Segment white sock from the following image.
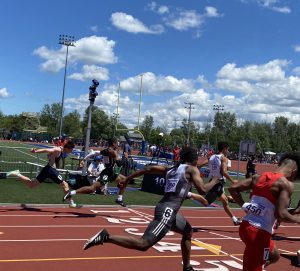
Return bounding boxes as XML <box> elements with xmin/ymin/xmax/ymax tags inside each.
<box><xmin>70</xmin><ymin>190</ymin><xmax>76</xmax><ymax>196</ymax></box>
<box><xmin>69</xmin><ymin>199</ymin><xmax>75</xmax><ymax>205</ymax></box>
<box><xmin>117</xmin><ymin>195</ymin><xmax>123</xmax><ymax>201</ymax></box>
<box><xmin>232</xmin><ymin>216</ymin><xmax>238</xmax><ymax>222</ymax></box>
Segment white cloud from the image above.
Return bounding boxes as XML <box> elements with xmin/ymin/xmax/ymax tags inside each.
<box><xmin>165</xmin><ymin>10</ymin><xmax>203</xmax><ymax>31</ymax></box>
<box><xmin>241</xmin><ymin>0</ymin><xmax>291</xmax><ymax>13</ymax></box>
<box><xmin>205</xmin><ymin>6</ymin><xmax>222</xmax><ymax>17</ymax></box>
<box><xmin>158</xmin><ymin>6</ymin><xmax>169</xmax><ymax>14</ymax></box>
<box><xmin>64</xmin><ymin>60</ymin><xmax>300</xmax><ymax>130</ymax></box>
<box><xmin>90</xmin><ymin>25</ymin><xmax>98</xmax><ymax>32</ymax></box>
<box><xmin>33</xmin><ymin>36</ymin><xmax>118</xmax><ymax>73</ymax></box>
<box><xmin>270</xmin><ymin>6</ymin><xmax>291</xmax><ymax>13</ymax></box>
<box><xmin>293</xmin><ymin>45</ymin><xmax>300</xmax><ymax>52</ymax></box>
<box><xmin>0</xmin><ymin>88</ymin><xmax>9</xmax><ymax>98</ymax></box>
<box><xmin>292</xmin><ymin>67</ymin><xmax>300</xmax><ymax>76</ymax></box>
<box><xmin>111</xmin><ymin>12</ymin><xmax>164</xmax><ymax>34</ymax></box>
<box><xmin>68</xmin><ymin>65</ymin><xmax>109</xmax><ymax>81</ymax></box>
<box><xmin>147</xmin><ymin>2</ymin><xmax>169</xmax><ymax>14</ymax></box>
<box><xmin>120</xmin><ymin>72</ymin><xmax>195</xmax><ymax>94</ymax></box>
<box><xmin>216</xmin><ymin>60</ymin><xmax>288</xmax><ymax>82</ymax></box>
<box><xmin>215</xmin><ymin>60</ymin><xmax>300</xmax><ymax>111</ymax></box>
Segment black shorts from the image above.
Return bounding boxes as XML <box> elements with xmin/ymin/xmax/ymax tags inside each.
<box><xmin>98</xmin><ymin>168</ymin><xmax>117</xmax><ymax>184</ymax></box>
<box><xmin>142</xmin><ymin>203</ymin><xmax>192</xmax><ymax>246</ymax></box>
<box><xmin>36</xmin><ymin>164</ymin><xmax>64</xmax><ymax>184</ymax></box>
<box><xmin>205</xmin><ymin>178</ymin><xmax>225</xmax><ymax>204</ymax></box>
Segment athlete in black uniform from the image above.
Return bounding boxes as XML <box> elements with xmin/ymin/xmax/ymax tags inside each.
<box><xmin>82</xmin><ymin>147</ymin><xmax>219</xmax><ymax>271</ymax></box>
<box><xmin>63</xmin><ymin>138</ymin><xmax>128</xmax><ymax>206</ymax></box>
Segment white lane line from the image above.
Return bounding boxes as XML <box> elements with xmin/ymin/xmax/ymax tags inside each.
<box><xmin>0</xmin><ymin>237</ymin><xmax>239</xmax><ymax>242</ymax></box>
<box><xmin>129</xmin><ymin>207</ymin><xmax>244</xmax><ymax>263</ymax></box>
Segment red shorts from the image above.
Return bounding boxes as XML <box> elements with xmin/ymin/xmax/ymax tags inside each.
<box><xmin>239</xmin><ymin>220</ymin><xmax>275</xmax><ymax>271</ymax></box>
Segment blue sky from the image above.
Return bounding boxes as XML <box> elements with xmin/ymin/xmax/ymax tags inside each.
<box><xmin>1</xmin><ymin>0</ymin><xmax>300</xmax><ymax>131</ymax></box>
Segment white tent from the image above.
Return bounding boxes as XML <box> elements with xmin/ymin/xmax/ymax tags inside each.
<box><xmin>265</xmin><ymin>151</ymin><xmax>276</xmax><ymax>155</ymax></box>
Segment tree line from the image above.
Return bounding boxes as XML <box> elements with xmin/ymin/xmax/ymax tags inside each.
<box><xmin>1</xmin><ymin>103</ymin><xmax>300</xmax><ymax>153</ymax></box>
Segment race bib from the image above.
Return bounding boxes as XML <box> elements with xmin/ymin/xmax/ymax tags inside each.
<box><xmin>242</xmin><ymin>202</ymin><xmax>266</xmax><ymax>217</ymax></box>
<box><xmin>165</xmin><ymin>178</ymin><xmax>179</xmax><ymax>193</ymax></box>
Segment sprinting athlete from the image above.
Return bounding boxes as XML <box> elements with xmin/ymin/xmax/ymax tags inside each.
<box><xmin>7</xmin><ymin>140</ymin><xmax>77</xmax><ymax>208</ymax></box>
<box><xmin>204</xmin><ymin>141</ymin><xmax>241</xmax><ymax>225</ymax></box>
<box><xmin>228</xmin><ymin>151</ymin><xmax>300</xmax><ymax>271</ymax></box>
<box><xmin>82</xmin><ymin>147</ymin><xmax>219</xmax><ymax>271</ymax></box>
<box><xmin>64</xmin><ymin>137</ymin><xmax>128</xmax><ymax>207</ymax></box>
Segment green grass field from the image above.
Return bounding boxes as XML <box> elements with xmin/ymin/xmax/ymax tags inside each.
<box><xmin>1</xmin><ymin>140</ymin><xmax>300</xmax><ymax>208</ymax></box>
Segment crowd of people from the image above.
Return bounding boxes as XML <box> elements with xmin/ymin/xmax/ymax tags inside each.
<box><xmin>4</xmin><ymin>137</ymin><xmax>300</xmax><ymax>271</ymax></box>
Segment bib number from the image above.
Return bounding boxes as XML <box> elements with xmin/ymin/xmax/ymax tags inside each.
<box><xmin>242</xmin><ymin>202</ymin><xmax>265</xmax><ymax>216</ymax></box>
<box><xmin>165</xmin><ymin>178</ymin><xmax>179</xmax><ymax>193</ymax></box>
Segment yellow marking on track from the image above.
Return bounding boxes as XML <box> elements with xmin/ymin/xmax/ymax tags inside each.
<box><xmin>192</xmin><ymin>240</ymin><xmax>222</xmax><ymax>255</ymax></box>
<box><xmin>0</xmin><ymin>254</ymin><xmax>243</xmax><ymax>263</ymax></box>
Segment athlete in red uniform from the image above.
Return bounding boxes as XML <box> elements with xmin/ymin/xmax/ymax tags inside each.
<box><xmin>228</xmin><ymin>151</ymin><xmax>300</xmax><ymax>271</ymax></box>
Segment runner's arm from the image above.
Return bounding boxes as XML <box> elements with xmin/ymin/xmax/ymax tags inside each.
<box><xmin>82</xmin><ymin>151</ymin><xmax>100</xmax><ymax>161</ymax></box>
<box><xmin>275</xmin><ymin>181</ymin><xmax>300</xmax><ymax>223</ymax></box>
<box><xmin>228</xmin><ymin>176</ymin><xmax>258</xmax><ymax>207</ymax></box>
<box><xmin>221</xmin><ymin>156</ymin><xmax>235</xmax><ymax>184</ymax></box>
<box><xmin>31</xmin><ymin>148</ymin><xmax>54</xmax><ymax>154</ymax></box>
<box><xmin>124</xmin><ymin>165</ymin><xmax>168</xmax><ymax>185</ymax></box>
<box><xmin>190</xmin><ymin>166</ymin><xmax>219</xmax><ymax>194</ymax></box>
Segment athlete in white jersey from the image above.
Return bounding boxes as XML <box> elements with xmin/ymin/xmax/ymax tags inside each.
<box><xmin>81</xmin><ymin>147</ymin><xmax>219</xmax><ymax>271</ymax></box>
<box><xmin>205</xmin><ymin>141</ymin><xmax>241</xmax><ymax>225</ymax></box>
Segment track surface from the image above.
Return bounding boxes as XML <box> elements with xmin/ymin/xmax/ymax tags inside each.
<box><xmin>0</xmin><ymin>205</ymin><xmax>299</xmax><ymax>271</ymax></box>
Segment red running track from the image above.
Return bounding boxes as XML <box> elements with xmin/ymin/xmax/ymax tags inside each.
<box><xmin>0</xmin><ymin>205</ymin><xmax>299</xmax><ymax>271</ymax></box>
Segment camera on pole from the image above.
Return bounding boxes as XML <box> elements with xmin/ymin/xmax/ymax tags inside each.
<box><xmin>89</xmin><ymin>79</ymin><xmax>99</xmax><ymax>102</ymax></box>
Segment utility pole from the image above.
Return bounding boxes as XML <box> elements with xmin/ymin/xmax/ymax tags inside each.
<box><xmin>113</xmin><ymin>113</ymin><xmax>119</xmax><ymax>137</ymax></box>
<box><xmin>58</xmin><ymin>34</ymin><xmax>75</xmax><ymax>137</ymax></box>
<box><xmin>173</xmin><ymin>118</ymin><xmax>180</xmax><ymax>129</ymax></box>
<box><xmin>185</xmin><ymin>102</ymin><xmax>195</xmax><ymax>146</ymax></box>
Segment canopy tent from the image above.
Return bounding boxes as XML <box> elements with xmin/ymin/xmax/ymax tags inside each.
<box><xmin>265</xmin><ymin>151</ymin><xmax>276</xmax><ymax>155</ymax></box>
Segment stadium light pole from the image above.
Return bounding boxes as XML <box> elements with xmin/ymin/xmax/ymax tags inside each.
<box><xmin>58</xmin><ymin>34</ymin><xmax>75</xmax><ymax>137</ymax></box>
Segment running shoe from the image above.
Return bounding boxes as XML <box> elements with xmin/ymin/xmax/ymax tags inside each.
<box><xmin>115</xmin><ymin>198</ymin><xmax>127</xmax><ymax>207</ymax></box>
<box><xmin>63</xmin><ymin>191</ymin><xmax>72</xmax><ymax>202</ymax></box>
<box><xmin>233</xmin><ymin>218</ymin><xmax>242</xmax><ymax>226</ymax></box>
<box><xmin>6</xmin><ymin>169</ymin><xmax>20</xmax><ymax>177</ymax></box>
<box><xmin>83</xmin><ymin>229</ymin><xmax>109</xmax><ymax>250</ymax></box>
<box><xmin>69</xmin><ymin>202</ymin><xmax>77</xmax><ymax>208</ymax></box>
<box><xmin>183</xmin><ymin>266</ymin><xmax>199</xmax><ymax>271</ymax></box>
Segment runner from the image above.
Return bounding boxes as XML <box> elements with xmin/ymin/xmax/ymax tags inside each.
<box><xmin>6</xmin><ymin>140</ymin><xmax>77</xmax><ymax>208</ymax></box>
<box><xmin>82</xmin><ymin>146</ymin><xmax>219</xmax><ymax>271</ymax></box>
<box><xmin>228</xmin><ymin>151</ymin><xmax>300</xmax><ymax>271</ymax></box>
<box><xmin>204</xmin><ymin>141</ymin><xmax>241</xmax><ymax>225</ymax></box>
<box><xmin>64</xmin><ymin>137</ymin><xmax>128</xmax><ymax>207</ymax></box>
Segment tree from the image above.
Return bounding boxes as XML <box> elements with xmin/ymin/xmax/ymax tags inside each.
<box><xmin>272</xmin><ymin>116</ymin><xmax>289</xmax><ymax>152</ymax></box>
<box><xmin>139</xmin><ymin>115</ymin><xmax>154</xmax><ymax>141</ymax></box>
<box><xmin>63</xmin><ymin>111</ymin><xmax>82</xmax><ymax>139</ymax></box>
<box><xmin>82</xmin><ymin>106</ymin><xmax>111</xmax><ymax>140</ymax></box>
<box><xmin>40</xmin><ymin>103</ymin><xmax>62</xmax><ymax>136</ymax></box>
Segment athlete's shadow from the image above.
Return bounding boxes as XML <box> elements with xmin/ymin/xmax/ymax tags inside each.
<box><xmin>193</xmin><ymin>227</ymin><xmax>238</xmax><ymax>234</ymax></box>
<box><xmin>272</xmin><ymin>233</ymin><xmax>300</xmax><ymax>242</ymax></box>
<box><xmin>280</xmin><ymin>253</ymin><xmax>299</xmax><ymax>267</ymax></box>
<box><xmin>2</xmin><ymin>204</ymin><xmax>97</xmax><ymax>218</ymax></box>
